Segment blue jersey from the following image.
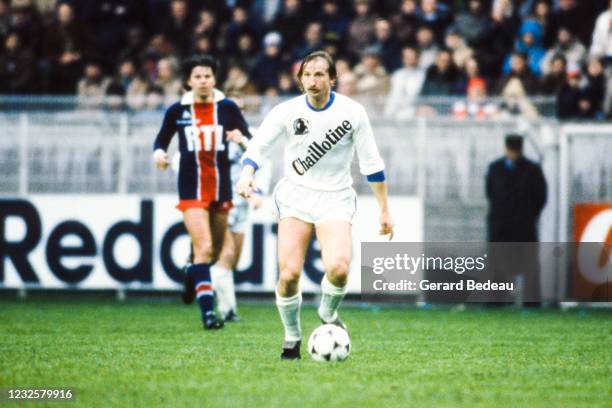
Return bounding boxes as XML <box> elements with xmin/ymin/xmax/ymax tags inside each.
<box><xmin>153</xmin><ymin>91</ymin><xmax>250</xmax><ymax>210</ymax></box>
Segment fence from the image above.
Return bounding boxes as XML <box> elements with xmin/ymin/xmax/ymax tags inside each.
<box><xmin>1</xmin><ymin>100</ymin><xmax>610</xmax><ymax>245</ymax></box>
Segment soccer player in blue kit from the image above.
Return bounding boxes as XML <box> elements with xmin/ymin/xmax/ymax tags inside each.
<box><xmin>237</xmin><ymin>51</ymin><xmax>394</xmax><ymax>359</ymax></box>
<box><xmin>153</xmin><ymin>54</ymin><xmax>251</xmax><ymax>330</ymax></box>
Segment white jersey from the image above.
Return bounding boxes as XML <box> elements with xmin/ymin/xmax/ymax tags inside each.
<box><xmin>242</xmin><ymin>92</ymin><xmax>385</xmax><ymax>191</ymax></box>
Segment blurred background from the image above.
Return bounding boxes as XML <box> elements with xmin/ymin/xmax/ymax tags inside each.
<box><xmin>0</xmin><ymin>0</ymin><xmax>610</xmax><ymax>303</ymax></box>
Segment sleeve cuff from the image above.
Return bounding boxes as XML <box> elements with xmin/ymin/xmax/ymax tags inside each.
<box><xmin>366</xmin><ymin>170</ymin><xmax>385</xmax><ymax>182</ymax></box>
<box><xmin>242</xmin><ymin>158</ymin><xmax>259</xmax><ymax>171</ymax></box>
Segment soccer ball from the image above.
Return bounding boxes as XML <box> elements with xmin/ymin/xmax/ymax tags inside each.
<box><xmin>307</xmin><ymin>324</ymin><xmax>351</xmax><ymax>362</ymax></box>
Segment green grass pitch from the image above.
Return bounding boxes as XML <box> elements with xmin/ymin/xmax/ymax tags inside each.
<box><xmin>1</xmin><ymin>297</ymin><xmax>610</xmax><ymax>407</ymax></box>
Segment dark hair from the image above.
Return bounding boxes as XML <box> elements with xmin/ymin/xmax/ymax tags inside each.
<box><xmin>181</xmin><ymin>54</ymin><xmax>218</xmax><ymax>90</ymax></box>
<box><xmin>505</xmin><ymin>134</ymin><xmax>524</xmax><ymax>151</ymax></box>
<box><xmin>296</xmin><ymin>50</ymin><xmax>337</xmax><ymax>92</ymax></box>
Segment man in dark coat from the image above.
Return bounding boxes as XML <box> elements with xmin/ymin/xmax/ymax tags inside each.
<box><xmin>485</xmin><ymin>134</ymin><xmax>547</xmax><ymax>305</ymax></box>
<box><xmin>486</xmin><ymin>134</ymin><xmax>547</xmax><ymax>242</ymax></box>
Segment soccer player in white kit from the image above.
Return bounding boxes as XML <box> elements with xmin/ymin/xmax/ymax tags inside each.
<box><xmin>237</xmin><ymin>51</ymin><xmax>394</xmax><ymax>359</ymax></box>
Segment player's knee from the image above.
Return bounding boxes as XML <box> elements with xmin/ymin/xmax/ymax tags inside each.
<box><xmin>327</xmin><ymin>256</ymin><xmax>350</xmax><ymax>281</ymax></box>
<box><xmin>193</xmin><ymin>241</ymin><xmax>214</xmax><ymax>262</ymax></box>
<box><xmin>279</xmin><ymin>267</ymin><xmax>301</xmax><ymax>285</ymax></box>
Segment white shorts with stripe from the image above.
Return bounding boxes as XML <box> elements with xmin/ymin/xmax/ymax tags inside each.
<box><xmin>272</xmin><ymin>177</ymin><xmax>357</xmax><ymax>225</ymax></box>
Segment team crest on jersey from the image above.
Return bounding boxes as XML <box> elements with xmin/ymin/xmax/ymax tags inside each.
<box><xmin>293</xmin><ymin>118</ymin><xmax>310</xmax><ymax>136</ymax></box>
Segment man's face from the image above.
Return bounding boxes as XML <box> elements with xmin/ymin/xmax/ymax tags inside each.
<box><xmin>171</xmin><ymin>0</ymin><xmax>187</xmax><ymax>20</ymax></box>
<box><xmin>436</xmin><ymin>52</ymin><xmax>451</xmax><ymax>71</ymax></box>
<box><xmin>505</xmin><ymin>148</ymin><xmax>521</xmax><ymax>161</ymax></box>
<box><xmin>375</xmin><ymin>20</ymin><xmax>391</xmax><ymax>41</ymax></box>
<box><xmin>188</xmin><ymin>66</ymin><xmax>216</xmax><ymax>99</ymax></box>
<box><xmin>119</xmin><ymin>61</ymin><xmax>135</xmax><ymax>77</ymax></box>
<box><xmin>300</xmin><ymin>57</ymin><xmax>333</xmax><ymax>98</ymax></box>
<box><xmin>402</xmin><ymin>48</ymin><xmax>418</xmax><ymax>68</ymax></box>
<box><xmin>511</xmin><ymin>55</ymin><xmax>526</xmax><ymax>73</ymax></box>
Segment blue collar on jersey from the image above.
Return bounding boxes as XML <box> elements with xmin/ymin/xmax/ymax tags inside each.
<box><xmin>305</xmin><ymin>91</ymin><xmax>335</xmax><ymax>112</ymax></box>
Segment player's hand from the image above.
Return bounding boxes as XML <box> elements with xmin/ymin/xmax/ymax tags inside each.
<box><xmin>153</xmin><ymin>149</ymin><xmax>169</xmax><ymax>170</ymax></box>
<box><xmin>248</xmin><ymin>194</ymin><xmax>263</xmax><ymax>210</ymax></box>
<box><xmin>379</xmin><ymin>210</ymin><xmax>394</xmax><ymax>240</ymax></box>
<box><xmin>237</xmin><ymin>174</ymin><xmax>257</xmax><ymax>199</ymax></box>
<box><xmin>226</xmin><ymin>129</ymin><xmax>244</xmax><ymax>144</ymax></box>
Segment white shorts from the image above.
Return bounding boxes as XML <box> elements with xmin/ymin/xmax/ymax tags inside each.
<box><xmin>228</xmin><ymin>200</ymin><xmax>249</xmax><ymax>234</ymax></box>
<box><xmin>272</xmin><ymin>178</ymin><xmax>357</xmax><ymax>225</ymax></box>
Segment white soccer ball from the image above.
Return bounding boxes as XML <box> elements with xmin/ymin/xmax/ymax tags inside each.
<box><xmin>307</xmin><ymin>324</ymin><xmax>351</xmax><ymax>362</ymax></box>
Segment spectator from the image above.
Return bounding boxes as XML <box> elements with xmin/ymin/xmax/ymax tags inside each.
<box><xmin>445</xmin><ymin>28</ymin><xmax>473</xmax><ymax>70</ymax></box>
<box><xmin>41</xmin><ymin>2</ymin><xmax>97</xmax><ymax>93</ymax></box>
<box><xmin>477</xmin><ymin>0</ymin><xmax>516</xmax><ymax>78</ymax></box>
<box><xmin>384</xmin><ymin>46</ymin><xmax>425</xmax><ymax>119</ymax></box>
<box><xmin>90</xmin><ymin>0</ymin><xmax>144</xmax><ymax>69</ymax></box>
<box><xmin>293</xmin><ymin>21</ymin><xmax>324</xmax><ymax>61</ymax></box>
<box><xmin>162</xmin><ymin>0</ymin><xmax>194</xmax><ymax>58</ymax></box>
<box><xmin>556</xmin><ymin>66</ymin><xmax>582</xmax><ymax>119</ymax></box>
<box><xmin>372</xmin><ymin>18</ymin><xmax>401</xmax><ymax>73</ymax></box>
<box><xmin>115</xmin><ymin>58</ymin><xmax>148</xmax><ymax>110</ymax></box>
<box><xmin>353</xmin><ymin>47</ymin><xmax>389</xmax><ymax>97</ymax></box>
<box><xmin>590</xmin><ymin>0</ymin><xmax>612</xmax><ymax>59</ymax></box>
<box><xmin>224</xmin><ymin>5</ymin><xmax>262</xmax><ymax>56</ymax></box>
<box><xmin>415</xmin><ymin>25</ymin><xmax>439</xmax><ymax>70</ymax></box>
<box><xmin>336</xmin><ymin>57</ymin><xmax>358</xmax><ymax>96</ymax></box>
<box><xmin>452</xmin><ymin>77</ymin><xmax>497</xmax><ymax>119</ymax></box>
<box><xmin>272</xmin><ymin>0</ymin><xmax>311</xmax><ymax>56</ymax></box>
<box><xmin>549</xmin><ymin>0</ymin><xmax>590</xmax><ymax>47</ymax></box>
<box><xmin>539</xmin><ymin>53</ymin><xmax>567</xmax><ymax>95</ymax></box>
<box><xmin>222</xmin><ymin>64</ymin><xmax>257</xmax><ymax>96</ymax></box>
<box><xmin>104</xmin><ymin>81</ymin><xmax>126</xmax><ymax>112</ymax></box>
<box><xmin>230</xmin><ymin>32</ymin><xmax>258</xmax><ymax>72</ymax></box>
<box><xmin>581</xmin><ymin>57</ymin><xmax>606</xmax><ymax>116</ymax></box>
<box><xmin>540</xmin><ymin>27</ymin><xmax>586</xmax><ymax>75</ymax></box>
<box><xmin>503</xmin><ymin>19</ymin><xmax>546</xmax><ymax>77</ymax></box>
<box><xmin>498</xmin><ymin>52</ymin><xmax>539</xmax><ymax>95</ymax></box>
<box><xmin>0</xmin><ymin>31</ymin><xmax>34</xmax><ymax>93</ymax></box>
<box><xmin>416</xmin><ymin>0</ymin><xmax>452</xmax><ymax>45</ymax></box>
<box><xmin>347</xmin><ymin>0</ymin><xmax>377</xmax><ymax>58</ymax></box>
<box><xmin>77</xmin><ymin>59</ymin><xmax>112</xmax><ymax>108</ymax></box>
<box><xmin>498</xmin><ymin>76</ymin><xmax>540</xmax><ymax>120</ymax></box>
<box><xmin>8</xmin><ymin>1</ymin><xmax>41</xmax><ymax>51</ymax></box>
<box><xmin>117</xmin><ymin>25</ymin><xmax>146</xmax><ymax>64</ymax></box>
<box><xmin>530</xmin><ymin>0</ymin><xmax>555</xmax><ymax>48</ymax></box>
<box><xmin>139</xmin><ymin>34</ymin><xmax>176</xmax><ymax>82</ymax></box>
<box><xmin>154</xmin><ymin>57</ymin><xmax>182</xmax><ymax>104</ymax></box>
<box><xmin>0</xmin><ymin>0</ymin><xmax>9</xmax><ymax>35</ymax></box>
<box><xmin>192</xmin><ymin>9</ymin><xmax>220</xmax><ymax>48</ymax></box>
<box><xmin>251</xmin><ymin>31</ymin><xmax>288</xmax><ymax>92</ymax></box>
<box><xmin>454</xmin><ymin>0</ymin><xmax>489</xmax><ymax>47</ymax></box>
<box><xmin>457</xmin><ymin>56</ymin><xmax>486</xmax><ymax>94</ymax></box>
<box><xmin>390</xmin><ymin>0</ymin><xmax>419</xmax><ymax>45</ymax></box>
<box><xmin>192</xmin><ymin>33</ymin><xmax>214</xmax><ymax>55</ymax></box>
<box><xmin>278</xmin><ymin>70</ymin><xmax>299</xmax><ymax>95</ymax></box>
<box><xmin>318</xmin><ymin>0</ymin><xmax>349</xmax><ymax>44</ymax></box>
<box><xmin>420</xmin><ymin>49</ymin><xmax>461</xmax><ymax>96</ymax></box>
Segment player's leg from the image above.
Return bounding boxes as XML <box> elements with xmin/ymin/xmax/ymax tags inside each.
<box><xmin>212</xmin><ymin>228</ymin><xmax>241</xmax><ymax>320</ymax></box>
<box><xmin>315</xmin><ymin>220</ymin><xmax>352</xmax><ymax>329</ymax></box>
<box><xmin>183</xmin><ymin>208</ymin><xmax>224</xmax><ymax>330</ymax></box>
<box><xmin>277</xmin><ymin>217</ymin><xmax>313</xmax><ymax>359</ymax></box>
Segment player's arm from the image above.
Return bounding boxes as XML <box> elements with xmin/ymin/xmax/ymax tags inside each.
<box><xmin>354</xmin><ymin>104</ymin><xmax>394</xmax><ymax>240</ymax></box>
<box><xmin>237</xmin><ymin>106</ymin><xmax>284</xmax><ymax>198</ymax></box>
<box><xmin>369</xmin><ymin>179</ymin><xmax>394</xmax><ymax>240</ymax></box>
<box><xmin>225</xmin><ymin>101</ymin><xmax>252</xmax><ymax>151</ymax></box>
<box><xmin>152</xmin><ymin>105</ymin><xmax>178</xmax><ymax>170</ymax></box>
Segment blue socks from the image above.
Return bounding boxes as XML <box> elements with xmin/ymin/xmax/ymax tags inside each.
<box><xmin>189</xmin><ymin>263</ymin><xmax>214</xmax><ymax>320</ymax></box>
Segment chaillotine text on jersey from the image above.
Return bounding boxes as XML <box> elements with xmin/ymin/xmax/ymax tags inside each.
<box><xmin>292</xmin><ymin>120</ymin><xmax>353</xmax><ymax>175</ymax></box>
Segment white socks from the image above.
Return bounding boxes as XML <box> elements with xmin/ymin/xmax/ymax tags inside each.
<box><xmin>276</xmin><ymin>289</ymin><xmax>302</xmax><ymax>341</ymax></box>
<box><xmin>210</xmin><ymin>264</ymin><xmax>237</xmax><ymax>316</ymax></box>
<box><xmin>318</xmin><ymin>275</ymin><xmax>348</xmax><ymax>323</ymax></box>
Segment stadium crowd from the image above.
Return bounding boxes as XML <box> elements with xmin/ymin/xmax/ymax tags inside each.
<box><xmin>0</xmin><ymin>0</ymin><xmax>611</xmax><ymax>119</ymax></box>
